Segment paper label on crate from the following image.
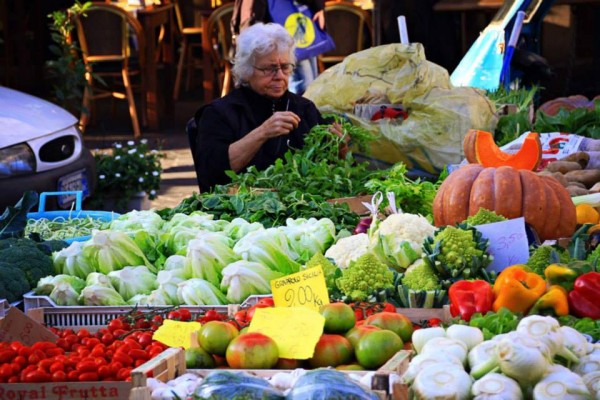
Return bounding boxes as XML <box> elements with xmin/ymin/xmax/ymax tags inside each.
<box><xmin>152</xmin><ymin>320</ymin><xmax>201</xmax><ymax>349</ymax></box>
<box><xmin>270</xmin><ymin>265</ymin><xmax>329</xmax><ymax>311</ymax></box>
<box><xmin>0</xmin><ymin>308</ymin><xmax>57</xmax><ymax>345</ymax></box>
<box><xmin>475</xmin><ymin>217</ymin><xmax>529</xmax><ymax>273</ymax></box>
<box><xmin>248</xmin><ymin>307</ymin><xmax>324</xmax><ymax>359</ymax></box>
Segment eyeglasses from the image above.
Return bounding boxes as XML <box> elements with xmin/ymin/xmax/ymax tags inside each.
<box><xmin>253</xmin><ymin>63</ymin><xmax>296</xmax><ymax>77</ymax></box>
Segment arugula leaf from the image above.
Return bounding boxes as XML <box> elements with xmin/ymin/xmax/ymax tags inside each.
<box><xmin>0</xmin><ymin>191</ymin><xmax>39</xmax><ymax>239</ymax></box>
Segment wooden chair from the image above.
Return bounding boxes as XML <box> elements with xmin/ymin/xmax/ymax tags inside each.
<box><xmin>75</xmin><ymin>3</ymin><xmax>145</xmax><ymax>138</ymax></box>
<box><xmin>173</xmin><ymin>0</ymin><xmax>205</xmax><ymax>100</ymax></box>
<box><xmin>318</xmin><ymin>1</ymin><xmax>373</xmax><ymax>72</ymax></box>
<box><xmin>205</xmin><ymin>3</ymin><xmax>234</xmax><ymax>99</ymax></box>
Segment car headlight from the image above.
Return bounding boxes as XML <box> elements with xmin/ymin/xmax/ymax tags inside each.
<box><xmin>0</xmin><ymin>143</ymin><xmax>36</xmax><ymax>178</ymax></box>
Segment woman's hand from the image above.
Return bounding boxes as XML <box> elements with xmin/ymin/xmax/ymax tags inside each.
<box><xmin>313</xmin><ymin>10</ymin><xmax>325</xmax><ymax>30</ymax></box>
<box><xmin>260</xmin><ymin>111</ymin><xmax>301</xmax><ymax>139</ymax></box>
<box><xmin>330</xmin><ymin>122</ymin><xmax>350</xmax><ymax>159</ymax></box>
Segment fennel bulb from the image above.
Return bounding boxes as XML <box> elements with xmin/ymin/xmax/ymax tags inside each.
<box><xmin>582</xmin><ymin>371</ymin><xmax>600</xmax><ymax>398</ymax></box>
<box><xmin>517</xmin><ymin>315</ymin><xmax>579</xmax><ymax>364</ymax></box>
<box><xmin>496</xmin><ymin>338</ymin><xmax>550</xmax><ymax>387</ymax></box>
<box><xmin>421</xmin><ymin>337</ymin><xmax>468</xmax><ymax>366</ymax></box>
<box><xmin>533</xmin><ymin>365</ymin><xmax>590</xmax><ymax>399</ymax></box>
<box><xmin>412</xmin><ymin>363</ymin><xmax>472</xmax><ymax>400</ymax></box>
<box><xmin>446</xmin><ymin>324</ymin><xmax>484</xmax><ymax>350</ymax></box>
<box><xmin>573</xmin><ymin>353</ymin><xmax>600</xmax><ymax>376</ymax></box>
<box><xmin>468</xmin><ymin>341</ymin><xmax>498</xmax><ymax>376</ymax></box>
<box><xmin>471</xmin><ymin>373</ymin><xmax>523</xmax><ymax>400</ymax></box>
<box><xmin>402</xmin><ymin>354</ymin><xmax>463</xmax><ymax>384</ymax></box>
<box><xmin>560</xmin><ymin>326</ymin><xmax>594</xmax><ymax>358</ymax></box>
<box><xmin>412</xmin><ymin>326</ymin><xmax>446</xmax><ymax>354</ymax></box>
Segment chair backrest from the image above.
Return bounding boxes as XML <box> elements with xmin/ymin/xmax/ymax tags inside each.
<box><xmin>206</xmin><ymin>3</ymin><xmax>234</xmax><ymax>67</ymax></box>
<box><xmin>75</xmin><ymin>3</ymin><xmax>145</xmax><ymax>65</ymax></box>
<box><xmin>321</xmin><ymin>1</ymin><xmax>373</xmax><ymax>61</ymax></box>
<box><xmin>174</xmin><ymin>0</ymin><xmax>211</xmax><ymax>32</ymax></box>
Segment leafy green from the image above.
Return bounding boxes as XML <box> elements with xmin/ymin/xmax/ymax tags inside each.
<box><xmin>534</xmin><ymin>101</ymin><xmax>600</xmax><ymax>138</ymax></box>
<box><xmin>466</xmin><ymin>308</ymin><xmax>522</xmax><ymax>340</ymax></box>
<box><xmin>0</xmin><ymin>191</ymin><xmax>39</xmax><ymax>239</ymax></box>
<box><xmin>558</xmin><ymin>315</ymin><xmax>600</xmax><ymax>341</ymax></box>
<box><xmin>364</xmin><ymin>163</ymin><xmax>440</xmax><ymax>217</ymax></box>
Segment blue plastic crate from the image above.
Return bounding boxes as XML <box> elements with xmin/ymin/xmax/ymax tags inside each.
<box><xmin>26</xmin><ymin>191</ymin><xmax>120</xmax><ymax>243</ymax></box>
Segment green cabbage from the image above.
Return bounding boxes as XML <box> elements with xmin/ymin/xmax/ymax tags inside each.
<box><xmin>163</xmin><ymin>212</ymin><xmax>230</xmax><ymax>233</ymax></box>
<box><xmin>79</xmin><ymin>284</ymin><xmax>127</xmax><ymax>306</ymax></box>
<box><xmin>85</xmin><ymin>272</ymin><xmax>113</xmax><ymax>288</ymax></box>
<box><xmin>163</xmin><ymin>255</ymin><xmax>188</xmax><ymax>272</ymax></box>
<box><xmin>35</xmin><ymin>274</ymin><xmax>85</xmax><ymax>296</ymax></box>
<box><xmin>183</xmin><ymin>232</ymin><xmax>240</xmax><ymax>286</ymax></box>
<box><xmin>177</xmin><ymin>278</ymin><xmax>227</xmax><ymax>305</ymax></box>
<box><xmin>82</xmin><ymin>230</ymin><xmax>155</xmax><ymax>274</ymax></box>
<box><xmin>49</xmin><ymin>281</ymin><xmax>82</xmax><ymax>306</ymax></box>
<box><xmin>108</xmin><ymin>266</ymin><xmax>157</xmax><ymax>301</ymax></box>
<box><xmin>109</xmin><ymin>210</ymin><xmax>165</xmax><ymax>235</ymax></box>
<box><xmin>220</xmin><ymin>260</ymin><xmax>284</xmax><ymax>304</ymax></box>
<box><xmin>52</xmin><ymin>241</ymin><xmax>95</xmax><ymax>279</ymax></box>
<box><xmin>222</xmin><ymin>218</ymin><xmax>265</xmax><ymax>242</ymax></box>
<box><xmin>233</xmin><ymin>228</ymin><xmax>301</xmax><ymax>275</ymax></box>
<box><xmin>160</xmin><ymin>226</ymin><xmax>202</xmax><ymax>256</ymax></box>
<box><xmin>156</xmin><ymin>269</ymin><xmax>188</xmax><ymax>305</ymax></box>
<box><xmin>280</xmin><ymin>217</ymin><xmax>336</xmax><ymax>264</ymax></box>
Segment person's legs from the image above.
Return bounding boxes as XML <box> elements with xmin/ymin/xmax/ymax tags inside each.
<box><xmin>289</xmin><ymin>57</ymin><xmax>318</xmax><ymax>95</ymax></box>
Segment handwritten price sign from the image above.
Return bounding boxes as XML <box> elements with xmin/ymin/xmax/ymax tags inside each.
<box><xmin>475</xmin><ymin>217</ymin><xmax>530</xmax><ymax>273</ymax></box>
<box><xmin>271</xmin><ymin>266</ymin><xmax>330</xmax><ymax>311</ymax></box>
<box><xmin>152</xmin><ymin>320</ymin><xmax>201</xmax><ymax>349</ymax></box>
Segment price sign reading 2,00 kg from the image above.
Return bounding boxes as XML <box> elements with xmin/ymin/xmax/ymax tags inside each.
<box><xmin>271</xmin><ymin>265</ymin><xmax>330</xmax><ymax>311</ymax></box>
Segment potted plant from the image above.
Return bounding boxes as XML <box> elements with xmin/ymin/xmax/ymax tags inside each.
<box><xmin>90</xmin><ymin>139</ymin><xmax>164</xmax><ymax>212</ymax></box>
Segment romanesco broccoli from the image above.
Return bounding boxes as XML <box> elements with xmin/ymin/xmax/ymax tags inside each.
<box><xmin>305</xmin><ymin>252</ymin><xmax>340</xmax><ymax>293</ymax></box>
<box><xmin>463</xmin><ymin>208</ymin><xmax>507</xmax><ymax>226</ymax></box>
<box><xmin>336</xmin><ymin>253</ymin><xmax>394</xmax><ymax>301</ymax></box>
<box><xmin>401</xmin><ymin>259</ymin><xmax>441</xmax><ymax>291</ymax></box>
<box><xmin>527</xmin><ymin>245</ymin><xmax>571</xmax><ymax>276</ymax></box>
<box><xmin>422</xmin><ymin>226</ymin><xmax>493</xmax><ymax>287</ymax></box>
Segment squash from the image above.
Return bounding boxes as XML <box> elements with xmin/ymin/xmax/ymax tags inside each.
<box><xmin>463</xmin><ymin>129</ymin><xmax>542</xmax><ymax>171</ymax></box>
<box><xmin>433</xmin><ymin>164</ymin><xmax>576</xmax><ymax>240</ymax></box>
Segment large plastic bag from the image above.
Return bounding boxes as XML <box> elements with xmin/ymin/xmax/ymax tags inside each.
<box><xmin>286</xmin><ymin>369</ymin><xmax>379</xmax><ymax>400</ymax></box>
<box><xmin>193</xmin><ymin>370</ymin><xmax>284</xmax><ymax>399</ymax></box>
<box><xmin>305</xmin><ymin>43</ymin><xmax>497</xmax><ymax>176</ymax></box>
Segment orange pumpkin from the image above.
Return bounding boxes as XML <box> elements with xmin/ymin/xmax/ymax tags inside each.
<box><xmin>463</xmin><ymin>130</ymin><xmax>542</xmax><ymax>171</ymax></box>
<box><xmin>433</xmin><ymin>164</ymin><xmax>576</xmax><ymax>240</ymax></box>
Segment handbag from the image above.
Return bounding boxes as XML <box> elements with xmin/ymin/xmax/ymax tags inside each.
<box><xmin>267</xmin><ymin>0</ymin><xmax>336</xmax><ymax>61</ymax></box>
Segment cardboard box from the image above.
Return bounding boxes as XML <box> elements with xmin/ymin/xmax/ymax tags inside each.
<box><xmin>327</xmin><ymin>195</ymin><xmax>373</xmax><ymax>215</ymax></box>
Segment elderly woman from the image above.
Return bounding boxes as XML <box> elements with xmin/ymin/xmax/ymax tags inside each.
<box><xmin>192</xmin><ymin>22</ymin><xmax>336</xmax><ymax>192</ymax></box>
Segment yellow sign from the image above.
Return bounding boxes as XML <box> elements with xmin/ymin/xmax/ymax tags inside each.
<box><xmin>248</xmin><ymin>307</ymin><xmax>324</xmax><ymax>359</ymax></box>
<box><xmin>271</xmin><ymin>265</ymin><xmax>330</xmax><ymax>311</ymax></box>
<box><xmin>284</xmin><ymin>13</ymin><xmax>315</xmax><ymax>48</ymax></box>
<box><xmin>152</xmin><ymin>319</ymin><xmax>201</xmax><ymax>349</ymax></box>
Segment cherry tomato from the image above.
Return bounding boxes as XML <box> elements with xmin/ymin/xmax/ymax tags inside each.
<box><xmin>151</xmin><ymin>315</ymin><xmax>164</xmax><ymax>326</ymax></box>
<box><xmin>8</xmin><ymin>376</ymin><xmax>19</xmax><ymax>383</ymax></box>
<box><xmin>52</xmin><ymin>370</ymin><xmax>67</xmax><ymax>382</ymax></box>
<box><xmin>13</xmin><ymin>356</ymin><xmax>27</xmax><ymax>367</ymax></box>
<box><xmin>128</xmin><ymin>349</ymin><xmax>149</xmax><ymax>361</ymax></box>
<box><xmin>138</xmin><ymin>332</ymin><xmax>153</xmax><ymax>348</ymax></box>
<box><xmin>0</xmin><ymin>349</ymin><xmax>16</xmax><ymax>363</ymax></box>
<box><xmin>101</xmin><ymin>332</ymin><xmax>115</xmax><ymax>346</ymax></box>
<box><xmin>38</xmin><ymin>359</ymin><xmax>55</xmax><ymax>372</ymax></box>
<box><xmin>24</xmin><ymin>369</ymin><xmax>51</xmax><ymax>383</ymax></box>
<box><xmin>67</xmin><ymin>370</ymin><xmax>80</xmax><ymax>381</ymax></box>
<box><xmin>178</xmin><ymin>309</ymin><xmax>192</xmax><ymax>321</ymax></box>
<box><xmin>167</xmin><ymin>310</ymin><xmax>181</xmax><ymax>320</ymax></box>
<box><xmin>78</xmin><ymin>372</ymin><xmax>99</xmax><ymax>381</ymax></box>
<box><xmin>49</xmin><ymin>362</ymin><xmax>65</xmax><ymax>374</ymax></box>
<box><xmin>0</xmin><ymin>364</ymin><xmax>13</xmax><ymax>379</ymax></box>
<box><xmin>428</xmin><ymin>318</ymin><xmax>442</xmax><ymax>327</ymax></box>
<box><xmin>77</xmin><ymin>328</ymin><xmax>91</xmax><ymax>339</ymax></box>
<box><xmin>108</xmin><ymin>319</ymin><xmax>124</xmax><ymax>332</ymax></box>
<box><xmin>382</xmin><ymin>302</ymin><xmax>397</xmax><ymax>313</ymax></box>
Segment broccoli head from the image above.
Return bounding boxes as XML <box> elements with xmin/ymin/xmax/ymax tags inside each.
<box><xmin>336</xmin><ymin>253</ymin><xmax>394</xmax><ymax>301</ymax></box>
<box><xmin>0</xmin><ymin>238</ymin><xmax>54</xmax><ymax>287</ymax></box>
<box><xmin>0</xmin><ymin>263</ymin><xmax>31</xmax><ymax>303</ymax></box>
<box><xmin>422</xmin><ymin>226</ymin><xmax>494</xmax><ymax>288</ymax></box>
<box><xmin>463</xmin><ymin>208</ymin><xmax>507</xmax><ymax>226</ymax></box>
<box><xmin>401</xmin><ymin>259</ymin><xmax>441</xmax><ymax>291</ymax></box>
<box><xmin>527</xmin><ymin>245</ymin><xmax>571</xmax><ymax>276</ymax></box>
<box><xmin>305</xmin><ymin>252</ymin><xmax>340</xmax><ymax>294</ymax></box>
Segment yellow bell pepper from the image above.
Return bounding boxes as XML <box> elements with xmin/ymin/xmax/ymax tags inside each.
<box><xmin>493</xmin><ymin>265</ymin><xmax>546</xmax><ymax>314</ymax></box>
<box><xmin>528</xmin><ymin>285</ymin><xmax>569</xmax><ymax>316</ymax></box>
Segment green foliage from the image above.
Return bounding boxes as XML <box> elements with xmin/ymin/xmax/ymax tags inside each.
<box><xmin>487</xmin><ymin>86</ymin><xmax>538</xmax><ymax>146</ymax></box>
<box><xmin>364</xmin><ymin>163</ymin><xmax>439</xmax><ymax>217</ymax></box>
<box><xmin>45</xmin><ymin>1</ymin><xmax>92</xmax><ymax>113</ymax></box>
<box><xmin>527</xmin><ymin>245</ymin><xmax>571</xmax><ymax>277</ymax></box>
<box><xmin>463</xmin><ymin>208</ymin><xmax>507</xmax><ymax>226</ymax></box>
<box><xmin>336</xmin><ymin>253</ymin><xmax>394</xmax><ymax>301</ymax></box>
<box><xmin>535</xmin><ymin>101</ymin><xmax>600</xmax><ymax>138</ymax></box>
<box><xmin>90</xmin><ymin>140</ymin><xmax>164</xmax><ymax>210</ymax></box>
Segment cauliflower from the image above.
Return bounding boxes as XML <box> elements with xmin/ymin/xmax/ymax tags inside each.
<box><xmin>401</xmin><ymin>259</ymin><xmax>441</xmax><ymax>291</ymax></box>
<box><xmin>528</xmin><ymin>245</ymin><xmax>570</xmax><ymax>277</ymax></box>
<box><xmin>336</xmin><ymin>253</ymin><xmax>394</xmax><ymax>301</ymax></box>
<box><xmin>325</xmin><ymin>233</ymin><xmax>370</xmax><ymax>269</ymax></box>
<box><xmin>370</xmin><ymin>213</ymin><xmax>436</xmax><ymax>272</ymax></box>
<box><xmin>463</xmin><ymin>208</ymin><xmax>507</xmax><ymax>226</ymax></box>
<box><xmin>423</xmin><ymin>226</ymin><xmax>493</xmax><ymax>288</ymax></box>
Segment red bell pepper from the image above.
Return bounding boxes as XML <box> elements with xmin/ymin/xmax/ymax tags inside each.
<box><xmin>449</xmin><ymin>280</ymin><xmax>494</xmax><ymax>322</ymax></box>
<box><xmin>568</xmin><ymin>272</ymin><xmax>600</xmax><ymax>319</ymax></box>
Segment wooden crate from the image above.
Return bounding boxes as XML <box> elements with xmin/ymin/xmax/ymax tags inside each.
<box><xmin>396</xmin><ymin>305</ymin><xmax>452</xmax><ymax>324</ymax></box>
<box><xmin>327</xmin><ymin>195</ymin><xmax>373</xmax><ymax>215</ymax></box>
<box><xmin>0</xmin><ymin>348</ymin><xmax>184</xmax><ymax>400</ymax></box>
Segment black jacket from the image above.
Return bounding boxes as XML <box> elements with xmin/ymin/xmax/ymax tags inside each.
<box><xmin>192</xmin><ymin>86</ymin><xmax>323</xmax><ymax>192</ymax></box>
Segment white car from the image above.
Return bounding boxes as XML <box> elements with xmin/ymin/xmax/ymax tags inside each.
<box><xmin>0</xmin><ymin>87</ymin><xmax>96</xmax><ymax>210</ymax></box>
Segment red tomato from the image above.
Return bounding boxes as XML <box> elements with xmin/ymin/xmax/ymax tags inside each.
<box><xmin>9</xmin><ymin>342</ymin><xmax>23</xmax><ymax>351</ymax></box>
<box><xmin>427</xmin><ymin>318</ymin><xmax>442</xmax><ymax>327</ymax></box>
<box><xmin>52</xmin><ymin>370</ymin><xmax>67</xmax><ymax>382</ymax></box>
<box><xmin>101</xmin><ymin>333</ymin><xmax>115</xmax><ymax>346</ymax></box>
<box><xmin>382</xmin><ymin>303</ymin><xmax>397</xmax><ymax>313</ymax></box>
<box><xmin>320</xmin><ymin>303</ymin><xmax>356</xmax><ymax>334</ymax></box>
<box><xmin>151</xmin><ymin>315</ymin><xmax>164</xmax><ymax>326</ymax></box>
<box><xmin>13</xmin><ymin>356</ymin><xmax>27</xmax><ymax>367</ymax></box>
<box><xmin>8</xmin><ymin>376</ymin><xmax>19</xmax><ymax>383</ymax></box>
<box><xmin>178</xmin><ymin>309</ymin><xmax>192</xmax><ymax>321</ymax></box>
<box><xmin>107</xmin><ymin>319</ymin><xmax>124</xmax><ymax>332</ymax></box>
<box><xmin>116</xmin><ymin>367</ymin><xmax>133</xmax><ymax>381</ymax></box>
<box><xmin>364</xmin><ymin>312</ymin><xmax>414</xmax><ymax>342</ymax></box>
<box><xmin>113</xmin><ymin>353</ymin><xmax>133</xmax><ymax>367</ymax></box>
<box><xmin>24</xmin><ymin>369</ymin><xmax>51</xmax><ymax>383</ymax></box>
<box><xmin>78</xmin><ymin>372</ymin><xmax>99</xmax><ymax>381</ymax></box>
<box><xmin>0</xmin><ymin>364</ymin><xmax>13</xmax><ymax>379</ymax></box>
<box><xmin>17</xmin><ymin>347</ymin><xmax>32</xmax><ymax>358</ymax></box>
<box><xmin>124</xmin><ymin>338</ymin><xmax>142</xmax><ymax>350</ymax></box>
<box><xmin>67</xmin><ymin>370</ymin><xmax>80</xmax><ymax>381</ymax></box>
<box><xmin>256</xmin><ymin>297</ymin><xmax>274</xmax><ymax>307</ymax></box>
<box><xmin>138</xmin><ymin>332</ymin><xmax>153</xmax><ymax>348</ymax></box>
<box><xmin>45</xmin><ymin>348</ymin><xmax>64</xmax><ymax>357</ymax></box>
<box><xmin>0</xmin><ymin>349</ymin><xmax>16</xmax><ymax>363</ymax></box>
<box><xmin>49</xmin><ymin>362</ymin><xmax>65</xmax><ymax>374</ymax></box>
<box><xmin>77</xmin><ymin>329</ymin><xmax>91</xmax><ymax>339</ymax></box>
<box><xmin>38</xmin><ymin>359</ymin><xmax>54</xmax><ymax>372</ymax></box>
<box><xmin>98</xmin><ymin>365</ymin><xmax>112</xmax><ymax>379</ymax></box>
<box><xmin>308</xmin><ymin>334</ymin><xmax>353</xmax><ymax>368</ymax></box>
<box><xmin>128</xmin><ymin>349</ymin><xmax>149</xmax><ymax>361</ymax></box>
<box><xmin>76</xmin><ymin>360</ymin><xmax>97</xmax><ymax>373</ymax></box>
<box><xmin>344</xmin><ymin>324</ymin><xmax>381</xmax><ymax>348</ymax></box>
<box><xmin>355</xmin><ymin>330</ymin><xmax>403</xmax><ymax>369</ymax></box>
<box><xmin>225</xmin><ymin>333</ymin><xmax>279</xmax><ymax>369</ymax></box>
<box><xmin>167</xmin><ymin>310</ymin><xmax>181</xmax><ymax>321</ymax></box>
